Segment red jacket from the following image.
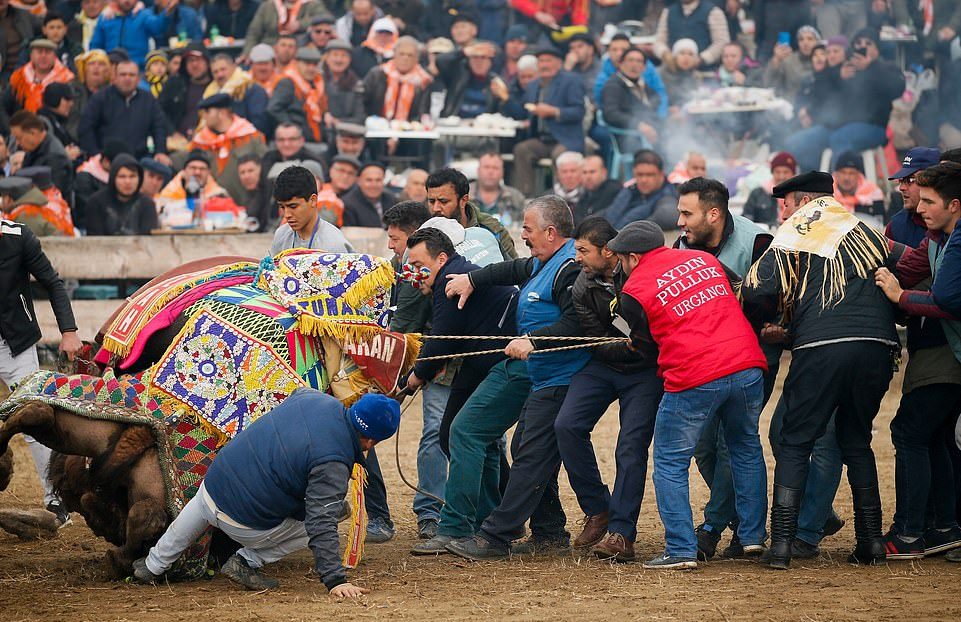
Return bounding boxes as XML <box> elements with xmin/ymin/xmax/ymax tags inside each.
<box><xmin>620</xmin><ymin>246</ymin><xmax>766</xmax><ymax>392</ymax></box>
<box><xmin>510</xmin><ymin>0</ymin><xmax>588</xmax><ymax>25</ymax></box>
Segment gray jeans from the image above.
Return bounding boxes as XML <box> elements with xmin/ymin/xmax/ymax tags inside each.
<box><xmin>145</xmin><ymin>482</ymin><xmax>309</xmax><ymax>575</ymax></box>
<box><xmin>0</xmin><ymin>339</ymin><xmax>56</xmax><ymax>506</ymax></box>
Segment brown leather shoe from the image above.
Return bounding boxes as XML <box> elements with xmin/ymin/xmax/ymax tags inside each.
<box><xmin>573</xmin><ymin>512</ymin><xmax>609</xmax><ymax>548</ymax></box>
<box><xmin>592</xmin><ymin>532</ymin><xmax>636</xmax><ymax>563</ymax></box>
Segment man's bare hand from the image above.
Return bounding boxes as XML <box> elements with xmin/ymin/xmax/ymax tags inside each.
<box><xmin>874</xmin><ymin>267</ymin><xmax>903</xmax><ymax>303</ymax></box>
<box><xmin>445</xmin><ymin>274</ymin><xmax>474</xmax><ymax>309</ymax></box>
<box><xmin>760</xmin><ymin>323</ymin><xmax>787</xmax><ymax>344</ymax></box>
<box><xmin>330</xmin><ymin>583</ymin><xmax>369</xmax><ymax>599</ymax></box>
<box><xmin>59</xmin><ymin>331</ymin><xmax>83</xmax><ymax>361</ymax></box>
<box><xmin>534</xmin><ymin>11</ymin><xmax>559</xmax><ymax>29</ymax></box>
<box><xmin>504</xmin><ymin>338</ymin><xmax>534</xmax><ymax>361</ymax></box>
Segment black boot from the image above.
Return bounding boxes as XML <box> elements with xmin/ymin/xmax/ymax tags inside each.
<box><xmin>848</xmin><ymin>486</ymin><xmax>886</xmax><ymax>565</ymax></box>
<box><xmin>764</xmin><ymin>484</ymin><xmax>802</xmax><ymax>570</ymax></box>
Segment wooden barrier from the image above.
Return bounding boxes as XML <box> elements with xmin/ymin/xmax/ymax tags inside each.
<box><xmin>36</xmin><ymin>229</ymin><xmax>391</xmax><ymax>344</ymax></box>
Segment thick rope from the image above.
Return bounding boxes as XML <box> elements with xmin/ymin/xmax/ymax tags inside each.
<box><xmin>415</xmin><ymin>337</ymin><xmax>628</xmax><ymax>361</ymax></box>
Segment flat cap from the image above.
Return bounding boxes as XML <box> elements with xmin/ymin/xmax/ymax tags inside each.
<box><xmin>248</xmin><ymin>43</ymin><xmax>275</xmax><ymax>63</ymax></box>
<box><xmin>15</xmin><ymin>166</ymin><xmax>53</xmax><ymax>190</ymax></box>
<box><xmin>331</xmin><ymin>154</ymin><xmax>362</xmax><ymax>170</ymax></box>
<box><xmin>42</xmin><ymin>82</ymin><xmax>74</xmax><ymax>108</ymax></box>
<box><xmin>324</xmin><ymin>38</ymin><xmax>352</xmax><ymax>53</ymax></box>
<box><xmin>336</xmin><ymin>122</ymin><xmax>367</xmax><ymax>138</ymax></box>
<box><xmin>29</xmin><ymin>38</ymin><xmax>57</xmax><ymax>51</ymax></box>
<box><xmin>295</xmin><ymin>46</ymin><xmax>322</xmax><ymax>63</ymax></box>
<box><xmin>310</xmin><ymin>13</ymin><xmax>335</xmax><ymax>26</ymax></box>
<box><xmin>198</xmin><ymin>92</ymin><xmax>233</xmax><ymax>110</ymax></box>
<box><xmin>505</xmin><ymin>24</ymin><xmax>528</xmax><ymax>42</ymax></box>
<box><xmin>533</xmin><ymin>44</ymin><xmax>563</xmax><ymax>59</ymax></box>
<box><xmin>184</xmin><ymin>149</ymin><xmax>211</xmax><ymax>168</ymax></box>
<box><xmin>139</xmin><ymin>157</ymin><xmax>173</xmax><ymax>181</ymax></box>
<box><xmin>772</xmin><ymin>171</ymin><xmax>835</xmax><ymax>199</ymax></box>
<box><xmin>607</xmin><ymin>220</ymin><xmax>665</xmax><ymax>254</ymax></box>
<box><xmin>0</xmin><ymin>176</ymin><xmax>32</xmax><ymax>198</ymax></box>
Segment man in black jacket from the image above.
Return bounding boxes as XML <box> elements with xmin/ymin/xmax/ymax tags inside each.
<box><xmin>435</xmin><ymin>41</ymin><xmax>509</xmax><ymax>119</ymax></box>
<box><xmin>0</xmin><ymin>0</ymin><xmax>38</xmax><ymax>81</ymax></box>
<box><xmin>341</xmin><ymin>162</ymin><xmax>396</xmax><ymax>228</ymax></box>
<box><xmin>84</xmin><ymin>154</ymin><xmax>158</xmax><ymax>235</ymax></box>
<box><xmin>37</xmin><ymin>82</ymin><xmax>78</xmax><ymax>160</ymax></box>
<box><xmin>575</xmin><ymin>155</ymin><xmax>622</xmax><ymax>224</ymax></box>
<box><xmin>599</xmin><ymin>46</ymin><xmax>660</xmax><ymax>154</ymax></box>
<box><xmin>0</xmin><ymin>217</ymin><xmax>81</xmax><ymax>524</ymax></box>
<box><xmin>78</xmin><ymin>59</ymin><xmax>169</xmax><ymax>162</ymax></box>
<box><xmin>554</xmin><ymin>217</ymin><xmax>663</xmax><ymax>562</ymax></box>
<box><xmin>9</xmin><ymin>110</ymin><xmax>72</xmax><ymax>199</ymax></box>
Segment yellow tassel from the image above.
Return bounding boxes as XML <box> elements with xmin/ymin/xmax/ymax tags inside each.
<box><xmin>342</xmin><ymin>463</ymin><xmax>367</xmax><ymax>569</ymax></box>
<box><xmin>342</xmin><ymin>260</ymin><xmax>396</xmax><ymax>311</ymax></box>
<box><xmin>403</xmin><ymin>333</ymin><xmax>423</xmax><ymax>369</ymax></box>
<box><xmin>101</xmin><ymin>335</ymin><xmax>133</xmax><ymax>358</ymax></box>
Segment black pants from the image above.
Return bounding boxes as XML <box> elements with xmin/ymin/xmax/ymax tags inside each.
<box><xmin>891</xmin><ymin>383</ymin><xmax>961</xmax><ymax>537</ymax></box>
<box><xmin>479</xmin><ymin>385</ymin><xmax>570</xmax><ymax>546</ymax></box>
<box><xmin>440</xmin><ymin>361</ymin><xmax>511</xmax><ymax>494</ymax></box>
<box><xmin>774</xmin><ymin>341</ymin><xmax>894</xmax><ymax>494</ymax></box>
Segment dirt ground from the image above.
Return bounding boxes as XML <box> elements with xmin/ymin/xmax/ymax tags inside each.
<box><xmin>1</xmin><ymin>362</ymin><xmax>960</xmax><ymax>622</ymax></box>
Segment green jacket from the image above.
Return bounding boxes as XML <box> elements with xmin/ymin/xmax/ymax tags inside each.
<box><xmin>242</xmin><ymin>0</ymin><xmax>332</xmax><ymax>55</ymax></box>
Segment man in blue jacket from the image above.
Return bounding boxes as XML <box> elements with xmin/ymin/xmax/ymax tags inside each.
<box><xmin>133</xmin><ymin>390</ymin><xmax>400</xmax><ymax>598</ymax></box>
<box><xmin>89</xmin><ymin>0</ymin><xmax>175</xmax><ymax>68</ymax></box>
<box><xmin>512</xmin><ymin>46</ymin><xmax>586</xmax><ymax>197</ymax></box>
<box><xmin>604</xmin><ymin>149</ymin><xmax>679</xmax><ymax>230</ymax></box>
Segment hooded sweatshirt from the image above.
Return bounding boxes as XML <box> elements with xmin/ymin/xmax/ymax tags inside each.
<box><xmin>84</xmin><ymin>154</ymin><xmax>159</xmax><ymax>235</ymax></box>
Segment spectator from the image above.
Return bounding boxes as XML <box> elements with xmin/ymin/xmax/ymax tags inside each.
<box><xmin>825</xmin><ymin>35</ymin><xmax>848</xmax><ymax>67</ymax></box>
<box><xmin>667</xmin><ymin>151</ymin><xmax>708</xmax><ymax>184</ymax></box>
<box><xmin>600</xmin><ymin>45</ymin><xmax>661</xmax><ymax>153</ymax></box>
<box><xmin>273</xmin><ymin>33</ymin><xmax>298</xmax><ymax>70</ymax></box>
<box><xmin>397</xmin><ymin>168</ymin><xmax>428</xmax><ymax>203</ymax></box>
<box><xmin>654</xmin><ymin>0</ymin><xmax>730</xmax><ymax>69</ymax></box>
<box><xmin>604</xmin><ymin>148</ymin><xmax>679</xmax><ymax>229</ymax></box>
<box><xmin>301</xmin><ymin>13</ymin><xmax>333</xmax><ymax>50</ymax></box>
<box><xmin>79</xmin><ymin>59</ymin><xmax>168</xmax><ymax>161</ymax></box>
<box><xmin>832</xmin><ymin>150</ymin><xmax>885</xmax><ymax>227</ymax></box>
<box><xmin>342</xmin><ymin>161</ymin><xmax>396</xmax><ymax>227</ymax></box>
<box><xmin>204</xmin><ymin>0</ymin><xmax>258</xmax><ymax>39</ymax></box>
<box><xmin>40</xmin><ymin>12</ymin><xmax>82</xmax><ymax>72</ymax></box>
<box><xmin>594</xmin><ymin>33</ymin><xmax>668</xmax><ymax>118</ymax></box>
<box><xmin>322</xmin><ymin>38</ymin><xmax>364</xmax><ymax>128</ymax></box>
<box><xmin>500</xmin><ymin>23</ymin><xmax>528</xmax><ymax>81</ymax></box>
<box><xmin>268</xmin><ymin>46</ymin><xmax>327</xmax><ymax>143</ymax></box>
<box><xmin>268</xmin><ymin>165</ymin><xmax>353</xmax><ymax>255</ymax></box>
<box><xmin>509</xmin><ymin>0</ymin><xmax>586</xmax><ymax>38</ymax></box>
<box><xmin>563</xmin><ymin>32</ymin><xmax>600</xmax><ymax>99</ymax></box>
<box><xmin>189</xmin><ymin>93</ymin><xmax>268</xmax><ymax>202</ymax></box>
<box><xmin>236</xmin><ymin>152</ymin><xmax>275</xmax><ymax>231</ymax></box>
<box><xmin>14</xmin><ymin>165</ymin><xmax>74</xmax><ymax>234</ymax></box>
<box><xmin>155</xmin><ymin>149</ymin><xmax>236</xmax><ymax>228</ymax></box>
<box><xmin>447</xmin><ymin>12</ymin><xmax>479</xmax><ymax>50</ymax></box>
<box><xmin>248</xmin><ymin>44</ymin><xmax>281</xmax><ymax>95</ymax></box>
<box><xmin>553</xmin><ymin>150</ymin><xmax>584</xmax><ymax>205</ymax></box>
<box><xmin>0</xmin><ymin>0</ymin><xmax>39</xmax><ymax>81</ymax></box>
<box><xmin>353</xmin><ymin>17</ymin><xmax>400</xmax><ymax>78</ymax></box>
<box><xmin>206</xmin><ymin>53</ymin><xmax>270</xmax><ymax>136</ymax></box>
<box><xmin>422</xmin><ymin>0</ymin><xmax>476</xmax><ymax>41</ymax></box>
<box><xmin>792</xmin><ymin>43</ymin><xmax>840</xmax><ymax>140</ymax></box>
<box><xmin>743</xmin><ymin>150</ymin><xmax>796</xmax><ymax>227</ymax></box>
<box><xmin>74</xmin><ymin>138</ymin><xmax>127</xmax><ymax>228</ymax></box>
<box><xmin>786</xmin><ymin>28</ymin><xmax>905</xmax><ymax>172</ymax></box>
<box><xmin>9</xmin><ymin>110</ymin><xmax>71</xmax><ymax>197</ymax></box>
<box><xmin>512</xmin><ymin>46</ymin><xmax>585</xmax><ymax>197</ymax></box>
<box><xmin>5</xmin><ymin>39</ymin><xmax>74</xmax><ymax>117</ymax></box>
<box><xmin>362</xmin><ymin>36</ymin><xmax>432</xmax><ymax>122</ymax></box>
<box><xmin>575</xmin><ymin>154</ymin><xmax>621</xmax><ymax>223</ymax></box>
<box><xmin>379</xmin><ymin>0</ymin><xmax>424</xmax><ymax>39</ymax></box>
<box><xmin>85</xmin><ymin>153</ymin><xmax>158</xmax><ymax>235</ymax></box>
<box><xmin>142</xmin><ymin>50</ymin><xmax>169</xmax><ymax>98</ymax></box>
<box><xmin>328</xmin><ymin>153</ymin><xmax>360</xmax><ymax>197</ymax></box>
<box><xmin>436</xmin><ymin>41</ymin><xmax>509</xmax><ymax>118</ymax></box>
<box><xmin>66</xmin><ymin>0</ymin><xmax>104</xmax><ymax>51</ymax></box>
<box><xmin>754</xmin><ymin>0</ymin><xmax>814</xmax><ymax>63</ymax></box>
<box><xmin>37</xmin><ymin>81</ymin><xmax>77</xmax><ymax>159</ymax></box>
<box><xmin>712</xmin><ymin>41</ymin><xmax>760</xmax><ymax>88</ymax></box>
<box><xmin>66</xmin><ymin>48</ymin><xmax>109</xmax><ymax>137</ymax></box>
<box><xmin>154</xmin><ymin>0</ymin><xmax>203</xmax><ymax>50</ymax></box>
<box><xmin>262</xmin><ymin>123</ymin><xmax>324</xmax><ymax>181</ymax></box>
<box><xmin>138</xmin><ymin>156</ymin><xmax>172</xmax><ymax>199</ymax></box>
<box><xmin>660</xmin><ymin>38</ymin><xmax>703</xmax><ymax>115</ymax></box>
<box><xmin>763</xmin><ymin>24</ymin><xmax>820</xmax><ymax>99</ymax></box>
<box><xmin>241</xmin><ymin>0</ymin><xmax>330</xmax><ymax>58</ymax></box>
<box><xmin>502</xmin><ymin>53</ymin><xmax>537</xmax><ymax>119</ymax></box>
<box><xmin>0</xmin><ymin>174</ymin><xmax>71</xmax><ymax>236</ymax></box>
<box><xmin>88</xmin><ymin>0</ymin><xmax>174</xmax><ymax>68</ymax></box>
<box><xmin>335</xmin><ymin>0</ymin><xmax>381</xmax><ymax>47</ymax></box>
<box><xmin>469</xmin><ymin>151</ymin><xmax>525</xmax><ymax>222</ymax></box>
<box><xmin>159</xmin><ymin>43</ymin><xmax>212</xmax><ymax>141</ymax></box>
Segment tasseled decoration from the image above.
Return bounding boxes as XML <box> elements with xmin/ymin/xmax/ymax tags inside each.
<box><xmin>342</xmin><ymin>463</ymin><xmax>368</xmax><ymax>569</ymax></box>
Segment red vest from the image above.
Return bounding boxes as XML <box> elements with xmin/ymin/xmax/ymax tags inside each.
<box><xmin>622</xmin><ymin>246</ymin><xmax>766</xmax><ymax>393</ymax></box>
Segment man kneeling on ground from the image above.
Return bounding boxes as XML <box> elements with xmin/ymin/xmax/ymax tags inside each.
<box><xmin>132</xmin><ymin>390</ymin><xmax>400</xmax><ymax>598</ymax></box>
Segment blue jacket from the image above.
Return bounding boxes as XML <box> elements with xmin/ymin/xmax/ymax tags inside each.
<box><xmin>594</xmin><ymin>56</ymin><xmax>669</xmax><ymax>118</ymax></box>
<box><xmin>203</xmin><ymin>389</ymin><xmax>364</xmax><ymax>530</ymax></box>
<box><xmin>89</xmin><ymin>8</ymin><xmax>171</xmax><ymax>68</ymax></box>
<box><xmin>156</xmin><ymin>5</ymin><xmax>204</xmax><ymax>48</ymax></box>
<box><xmin>932</xmin><ymin>225</ymin><xmax>961</xmax><ymax>318</ymax></box>
<box><xmin>522</xmin><ymin>70</ymin><xmax>586</xmax><ymax>152</ymax></box>
<box><xmin>605</xmin><ymin>181</ymin><xmax>680</xmax><ymax>230</ymax></box>
<box><xmin>885</xmin><ymin>208</ymin><xmax>927</xmax><ymax>248</ymax></box>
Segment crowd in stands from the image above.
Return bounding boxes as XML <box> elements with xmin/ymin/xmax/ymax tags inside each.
<box><xmin>0</xmin><ymin>0</ymin><xmax>959</xmax><ymax>238</ymax></box>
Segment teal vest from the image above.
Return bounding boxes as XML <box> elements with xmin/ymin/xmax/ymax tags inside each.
<box><xmin>678</xmin><ymin>214</ymin><xmax>766</xmax><ymax>278</ymax></box>
<box><xmin>930</xmin><ymin>239</ymin><xmax>961</xmax><ymax>364</ymax></box>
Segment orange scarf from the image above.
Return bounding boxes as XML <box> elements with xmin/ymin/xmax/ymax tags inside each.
<box><xmin>833</xmin><ymin>174</ymin><xmax>884</xmax><ymax>213</ymax></box>
<box><xmin>381</xmin><ymin>61</ymin><xmax>432</xmax><ymax>121</ymax></box>
<box><xmin>282</xmin><ymin>65</ymin><xmax>327</xmax><ymax>142</ymax></box>
<box><xmin>254</xmin><ymin>72</ymin><xmax>281</xmax><ymax>96</ymax></box>
<box><xmin>273</xmin><ymin>0</ymin><xmax>306</xmax><ymax>33</ymax></box>
<box><xmin>189</xmin><ymin>115</ymin><xmax>265</xmax><ymax>174</ymax></box>
<box><xmin>10</xmin><ymin>60</ymin><xmax>75</xmax><ymax>113</ymax></box>
<box><xmin>41</xmin><ymin>186</ymin><xmax>74</xmax><ymax>234</ymax></box>
<box><xmin>317</xmin><ymin>183</ymin><xmax>344</xmax><ymax>228</ymax></box>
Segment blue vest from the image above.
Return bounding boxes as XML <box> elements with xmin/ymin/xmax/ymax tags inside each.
<box><xmin>667</xmin><ymin>0</ymin><xmax>714</xmax><ymax>54</ymax></box>
<box><xmin>930</xmin><ymin>239</ymin><xmax>961</xmax><ymax>364</ymax></box>
<box><xmin>517</xmin><ymin>239</ymin><xmax>590</xmax><ymax>390</ymax></box>
<box><xmin>203</xmin><ymin>389</ymin><xmax>363</xmax><ymax>530</ymax></box>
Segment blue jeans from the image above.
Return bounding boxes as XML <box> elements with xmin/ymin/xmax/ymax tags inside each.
<box><xmin>652</xmin><ymin>368</ymin><xmax>767</xmax><ymax>559</ymax></box>
<box><xmin>413</xmin><ymin>381</ymin><xmax>451</xmax><ymax>522</ymax></box>
<box><xmin>785</xmin><ymin>122</ymin><xmax>887</xmax><ymax>172</ymax></box>
<box><xmin>768</xmin><ymin>398</ymin><xmax>844</xmax><ymax>546</ymax></box>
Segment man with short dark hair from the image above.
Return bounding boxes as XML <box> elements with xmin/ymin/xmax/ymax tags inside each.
<box><xmin>886</xmin><ymin>147</ymin><xmax>940</xmax><ymax>248</ymax></box>
<box><xmin>237</xmin><ymin>153</ymin><xmax>274</xmax><ymax>232</ymax></box>
<box><xmin>384</xmin><ymin>200</ymin><xmax>430</xmax><ymax>264</ymax></box>
<box><xmin>468</xmin><ymin>152</ymin><xmax>525</xmax><ymax>224</ymax></box>
<box><xmin>555</xmin><ymin>216</ymin><xmax>663</xmax><ymax>562</ymax></box>
<box><xmin>427</xmin><ymin>167</ymin><xmax>517</xmax><ymax>260</ymax></box>
<box><xmin>575</xmin><ymin>155</ymin><xmax>621</xmax><ymax>224</ymax></box>
<box><xmin>262</xmin><ymin>123</ymin><xmax>324</xmax><ymax>182</ymax></box>
<box><xmin>604</xmin><ymin>149</ymin><xmax>679</xmax><ymax>230</ymax></box>
<box><xmin>328</xmin><ymin>154</ymin><xmax>360</xmax><ymax>198</ymax></box>
<box><xmin>268</xmin><ymin>165</ymin><xmax>352</xmax><ymax>255</ymax></box>
<box><xmin>9</xmin><ymin>110</ymin><xmax>72</xmax><ymax>198</ymax></box>
<box><xmin>341</xmin><ymin>162</ymin><xmax>395</xmax><ymax>228</ymax></box>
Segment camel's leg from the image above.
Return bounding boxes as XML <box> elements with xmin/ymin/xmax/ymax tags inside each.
<box><xmin>0</xmin><ymin>448</ymin><xmax>13</xmax><ymax>491</ymax></box>
<box><xmin>0</xmin><ymin>403</ymin><xmax>56</xmax><ymax>456</ymax></box>
<box><xmin>106</xmin><ymin>497</ymin><xmax>169</xmax><ymax>577</ymax></box>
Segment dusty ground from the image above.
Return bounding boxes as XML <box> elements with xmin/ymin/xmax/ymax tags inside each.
<box><xmin>1</xmin><ymin>362</ymin><xmax>960</xmax><ymax>622</ymax></box>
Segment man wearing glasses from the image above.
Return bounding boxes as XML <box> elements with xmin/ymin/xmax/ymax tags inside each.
<box><xmin>886</xmin><ymin>147</ymin><xmax>940</xmax><ymax>248</ymax></box>
<box><xmin>306</xmin><ymin>14</ymin><xmax>336</xmax><ymax>51</ymax></box>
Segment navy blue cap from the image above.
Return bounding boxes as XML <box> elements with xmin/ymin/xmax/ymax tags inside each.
<box><xmin>889</xmin><ymin>147</ymin><xmax>941</xmax><ymax>180</ymax></box>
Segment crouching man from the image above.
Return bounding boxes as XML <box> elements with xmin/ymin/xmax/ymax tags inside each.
<box><xmin>132</xmin><ymin>389</ymin><xmax>400</xmax><ymax>597</ymax></box>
